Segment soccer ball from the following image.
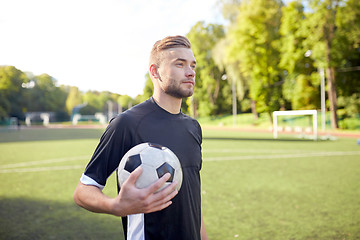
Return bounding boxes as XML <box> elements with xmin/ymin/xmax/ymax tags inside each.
<box><xmin>117</xmin><ymin>143</ymin><xmax>183</xmax><ymax>192</ymax></box>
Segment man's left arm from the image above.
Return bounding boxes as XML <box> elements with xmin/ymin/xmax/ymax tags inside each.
<box><xmin>201</xmin><ymin>212</ymin><xmax>209</xmax><ymax>240</ymax></box>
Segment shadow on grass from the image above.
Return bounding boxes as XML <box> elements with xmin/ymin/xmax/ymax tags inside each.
<box><xmin>0</xmin><ymin>128</ymin><xmax>104</xmax><ymax>143</ymax></box>
<box><xmin>0</xmin><ymin>197</ymin><xmax>124</xmax><ymax>240</ymax></box>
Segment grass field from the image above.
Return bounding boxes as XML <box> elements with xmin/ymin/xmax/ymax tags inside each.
<box><xmin>0</xmin><ymin>127</ymin><xmax>359</xmax><ymax>240</ymax></box>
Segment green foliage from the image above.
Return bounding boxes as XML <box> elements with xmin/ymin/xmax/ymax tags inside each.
<box><xmin>240</xmin><ymin>98</ymin><xmax>252</xmax><ymax>113</ymax></box>
<box><xmin>339</xmin><ymin>117</ymin><xmax>360</xmax><ymax>130</ymax></box>
<box><xmin>82</xmin><ymin>90</ymin><xmax>121</xmax><ymax>114</ymax></box>
<box><xmin>198</xmin><ymin>112</ymin><xmax>271</xmax><ymax>128</ymax></box>
<box><xmin>227</xmin><ymin>0</ymin><xmax>283</xmax><ymax>118</ymax></box>
<box><xmin>279</xmin><ymin>1</ymin><xmax>307</xmax><ymax>74</ymax></box>
<box><xmin>218</xmin><ymin>0</ymin><xmax>242</xmax><ymax>22</ymax></box>
<box><xmin>143</xmin><ymin>73</ymin><xmax>153</xmax><ymax>98</ymax></box>
<box><xmin>27</xmin><ymin>74</ymin><xmax>68</xmax><ymax>113</ymax></box>
<box><xmin>0</xmin><ymin>94</ymin><xmax>9</xmax><ymax>119</ymax></box>
<box><xmin>292</xmin><ymin>74</ymin><xmax>320</xmax><ymax>109</ymax></box>
<box><xmin>337</xmin><ymin>0</ymin><xmax>360</xmax><ymax>54</ymax></box>
<box><xmin>279</xmin><ymin>1</ymin><xmax>322</xmax><ymax>111</ymax></box>
<box><xmin>335</xmin><ymin>0</ymin><xmax>360</xmax><ymax>98</ymax></box>
<box><xmin>0</xmin><ymin>65</ymin><xmax>132</xmax><ymax>122</ymax></box>
<box><xmin>98</xmin><ymin>91</ymin><xmax>113</xmax><ymax>109</ymax></box>
<box><xmin>283</xmin><ymin>73</ymin><xmax>320</xmax><ymax>110</ymax></box>
<box><xmin>139</xmin><ymin>73</ymin><xmax>153</xmax><ymax>103</ymax></box>
<box><xmin>83</xmin><ymin>91</ymin><xmax>104</xmax><ymax>111</ymax></box>
<box><xmin>117</xmin><ymin>95</ymin><xmax>134</xmax><ymax>112</ymax></box>
<box><xmin>79</xmin><ymin>105</ymin><xmax>98</xmax><ymax>115</ymax></box>
<box><xmin>187</xmin><ymin>21</ymin><xmax>228</xmax><ymax>117</ymax></box>
<box><xmin>0</xmin><ymin>66</ymin><xmax>28</xmax><ymax>91</ymax></box>
<box><xmin>65</xmin><ymin>87</ymin><xmax>82</xmax><ymax>115</ymax></box>
<box><xmin>301</xmin><ymin>0</ymin><xmax>360</xmax><ymax>128</ymax></box>
<box><xmin>1</xmin><ymin>0</ymin><xmax>359</xmax><ymax>129</ymax></box>
<box><xmin>337</xmin><ymin>93</ymin><xmax>360</xmax><ymax>118</ymax></box>
<box><xmin>0</xmin><ymin>66</ymin><xmax>29</xmax><ymax>119</ymax></box>
<box><xmin>305</xmin><ymin>0</ymin><xmax>360</xmax><ymax>68</ymax></box>
<box><xmin>0</xmin><ymin>66</ymin><xmax>71</xmax><ymax>121</ymax></box>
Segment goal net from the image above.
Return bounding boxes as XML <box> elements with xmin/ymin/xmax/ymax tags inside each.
<box><xmin>273</xmin><ymin>110</ymin><xmax>317</xmax><ymax>140</ymax></box>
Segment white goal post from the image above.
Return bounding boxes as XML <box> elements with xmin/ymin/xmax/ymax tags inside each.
<box><xmin>273</xmin><ymin>110</ymin><xmax>317</xmax><ymax>140</ymax></box>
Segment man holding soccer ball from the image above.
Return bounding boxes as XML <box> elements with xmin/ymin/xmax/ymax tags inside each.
<box><xmin>73</xmin><ymin>35</ymin><xmax>208</xmax><ymax>240</ymax></box>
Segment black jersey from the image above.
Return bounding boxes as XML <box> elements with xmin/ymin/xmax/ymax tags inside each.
<box><xmin>80</xmin><ymin>97</ymin><xmax>203</xmax><ymax>240</ymax></box>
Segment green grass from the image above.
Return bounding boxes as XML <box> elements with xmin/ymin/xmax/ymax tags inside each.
<box><xmin>0</xmin><ymin>127</ymin><xmax>359</xmax><ymax>239</ymax></box>
<box><xmin>0</xmin><ymin>128</ymin><xmax>122</xmax><ymax>239</ymax></box>
<box><xmin>202</xmin><ymin>129</ymin><xmax>360</xmax><ymax>239</ymax></box>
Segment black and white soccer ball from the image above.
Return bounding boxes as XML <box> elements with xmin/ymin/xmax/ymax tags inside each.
<box><xmin>117</xmin><ymin>143</ymin><xmax>183</xmax><ymax>192</ymax></box>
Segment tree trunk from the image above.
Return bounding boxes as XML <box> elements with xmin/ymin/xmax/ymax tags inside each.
<box><xmin>251</xmin><ymin>100</ymin><xmax>258</xmax><ymax>120</ymax></box>
<box><xmin>189</xmin><ymin>97</ymin><xmax>198</xmax><ymax>119</ymax></box>
<box><xmin>213</xmin><ymin>78</ymin><xmax>220</xmax><ymax>101</ymax></box>
<box><xmin>323</xmin><ymin>0</ymin><xmax>339</xmax><ymax>129</ymax></box>
<box><xmin>326</xmin><ymin>66</ymin><xmax>339</xmax><ymax>128</ymax></box>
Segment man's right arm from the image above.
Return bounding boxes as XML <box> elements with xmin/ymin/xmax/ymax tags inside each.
<box><xmin>73</xmin><ymin>182</ymin><xmax>119</xmax><ymax>215</ymax></box>
<box><xmin>73</xmin><ymin>166</ymin><xmax>178</xmax><ymax>217</ymax></box>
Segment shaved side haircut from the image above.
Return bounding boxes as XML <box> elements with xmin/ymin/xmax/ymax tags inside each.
<box><xmin>149</xmin><ymin>35</ymin><xmax>192</xmax><ymax>67</ymax></box>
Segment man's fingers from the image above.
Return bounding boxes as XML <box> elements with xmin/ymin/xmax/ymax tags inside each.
<box><xmin>144</xmin><ymin>200</ymin><xmax>173</xmax><ymax>214</ymax></box>
<box><xmin>145</xmin><ymin>172</ymin><xmax>171</xmax><ymax>194</ymax></box>
<box><xmin>143</xmin><ymin>182</ymin><xmax>179</xmax><ymax>213</ymax></box>
<box><xmin>125</xmin><ymin>166</ymin><xmax>143</xmax><ymax>185</ymax></box>
<box><xmin>151</xmin><ymin>181</ymin><xmax>178</xmax><ymax>205</ymax></box>
<box><xmin>118</xmin><ymin>170</ymin><xmax>178</xmax><ymax>215</ymax></box>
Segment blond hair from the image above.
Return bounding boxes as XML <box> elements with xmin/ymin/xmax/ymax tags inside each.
<box><xmin>149</xmin><ymin>35</ymin><xmax>191</xmax><ymax>67</ymax></box>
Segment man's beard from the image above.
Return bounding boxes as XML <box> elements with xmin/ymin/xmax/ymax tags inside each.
<box><xmin>160</xmin><ymin>77</ymin><xmax>194</xmax><ymax>99</ymax></box>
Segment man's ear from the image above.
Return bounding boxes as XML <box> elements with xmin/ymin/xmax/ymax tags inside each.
<box><xmin>149</xmin><ymin>64</ymin><xmax>159</xmax><ymax>79</ymax></box>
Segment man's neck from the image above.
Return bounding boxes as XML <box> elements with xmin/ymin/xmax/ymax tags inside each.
<box><xmin>152</xmin><ymin>93</ymin><xmax>182</xmax><ymax>114</ymax></box>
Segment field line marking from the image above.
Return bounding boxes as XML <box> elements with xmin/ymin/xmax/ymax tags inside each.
<box><xmin>0</xmin><ymin>155</ymin><xmax>90</xmax><ymax>169</ymax></box>
<box><xmin>2</xmin><ymin>151</ymin><xmax>359</xmax><ymax>172</ymax></box>
<box><xmin>204</xmin><ymin>151</ymin><xmax>360</xmax><ymax>161</ymax></box>
<box><xmin>0</xmin><ymin>165</ymin><xmax>84</xmax><ymax>173</ymax></box>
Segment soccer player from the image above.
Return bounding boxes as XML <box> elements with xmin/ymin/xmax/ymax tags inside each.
<box><xmin>73</xmin><ymin>35</ymin><xmax>208</xmax><ymax>240</ymax></box>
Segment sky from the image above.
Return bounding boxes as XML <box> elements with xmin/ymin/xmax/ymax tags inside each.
<box><xmin>0</xmin><ymin>0</ymin><xmax>224</xmax><ymax>97</ymax></box>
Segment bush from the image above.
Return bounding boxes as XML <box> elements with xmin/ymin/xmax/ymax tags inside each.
<box><xmin>339</xmin><ymin>117</ymin><xmax>360</xmax><ymax>130</ymax></box>
<box><xmin>337</xmin><ymin>94</ymin><xmax>360</xmax><ymax>118</ymax></box>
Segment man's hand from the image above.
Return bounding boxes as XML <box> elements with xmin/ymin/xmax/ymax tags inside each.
<box><xmin>73</xmin><ymin>166</ymin><xmax>178</xmax><ymax>217</ymax></box>
<box><xmin>110</xmin><ymin>166</ymin><xmax>178</xmax><ymax>216</ymax></box>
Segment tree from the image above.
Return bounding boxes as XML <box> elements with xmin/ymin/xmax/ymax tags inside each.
<box><xmin>0</xmin><ymin>66</ymin><xmax>29</xmax><ymax>119</ymax></box>
<box><xmin>83</xmin><ymin>91</ymin><xmax>104</xmax><ymax>112</ymax></box>
<box><xmin>65</xmin><ymin>86</ymin><xmax>82</xmax><ymax>115</ymax></box>
<box><xmin>27</xmin><ymin>74</ymin><xmax>68</xmax><ymax>113</ymax></box>
<box><xmin>141</xmin><ymin>73</ymin><xmax>154</xmax><ymax>102</ymax></box>
<box><xmin>227</xmin><ymin>0</ymin><xmax>283</xmax><ymax>121</ymax></box>
<box><xmin>280</xmin><ymin>1</ymin><xmax>320</xmax><ymax>110</ymax></box>
<box><xmin>333</xmin><ymin>0</ymin><xmax>360</xmax><ymax>119</ymax></box>
<box><xmin>217</xmin><ymin>0</ymin><xmax>259</xmax><ymax>117</ymax></box>
<box><xmin>187</xmin><ymin>21</ymin><xmax>227</xmax><ymax>117</ymax></box>
<box><xmin>117</xmin><ymin>95</ymin><xmax>134</xmax><ymax>112</ymax></box>
<box><xmin>0</xmin><ymin>93</ymin><xmax>9</xmax><ymax>119</ymax></box>
<box><xmin>213</xmin><ymin>30</ymin><xmax>253</xmax><ymax>115</ymax></box>
<box><xmin>304</xmin><ymin>0</ymin><xmax>360</xmax><ymax>128</ymax></box>
<box><xmin>218</xmin><ymin>0</ymin><xmax>243</xmax><ymax>22</ymax></box>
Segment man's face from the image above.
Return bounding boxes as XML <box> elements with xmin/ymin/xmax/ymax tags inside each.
<box><xmin>156</xmin><ymin>47</ymin><xmax>196</xmax><ymax>99</ymax></box>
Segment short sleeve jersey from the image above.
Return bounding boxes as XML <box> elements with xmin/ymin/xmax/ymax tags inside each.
<box><xmin>80</xmin><ymin>97</ymin><xmax>203</xmax><ymax>240</ymax></box>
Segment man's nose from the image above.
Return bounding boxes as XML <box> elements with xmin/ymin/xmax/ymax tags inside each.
<box><xmin>185</xmin><ymin>66</ymin><xmax>195</xmax><ymax>78</ymax></box>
